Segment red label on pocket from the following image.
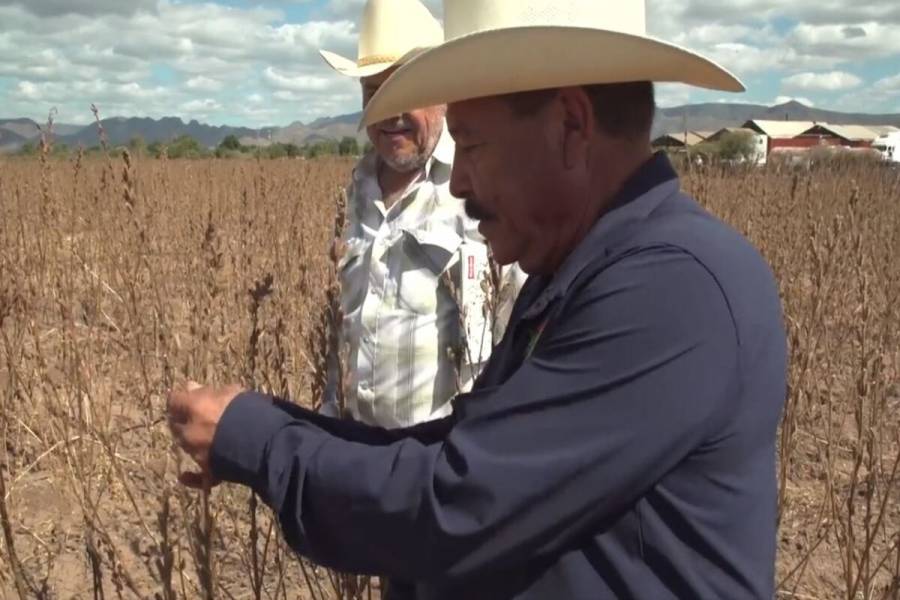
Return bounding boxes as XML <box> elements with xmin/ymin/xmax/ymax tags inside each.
<box><xmin>468</xmin><ymin>255</ymin><xmax>476</xmax><ymax>279</ymax></box>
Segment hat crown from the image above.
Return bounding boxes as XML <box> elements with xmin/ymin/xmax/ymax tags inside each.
<box><xmin>444</xmin><ymin>0</ymin><xmax>647</xmax><ymax>41</ymax></box>
<box><xmin>357</xmin><ymin>0</ymin><xmax>444</xmax><ymax>62</ymax></box>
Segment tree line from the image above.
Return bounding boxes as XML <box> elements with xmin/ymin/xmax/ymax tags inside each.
<box><xmin>14</xmin><ymin>134</ymin><xmax>371</xmax><ymax>159</ymax></box>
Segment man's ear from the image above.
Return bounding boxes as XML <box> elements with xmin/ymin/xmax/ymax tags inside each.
<box><xmin>558</xmin><ymin>87</ymin><xmax>594</xmax><ymax>170</ymax></box>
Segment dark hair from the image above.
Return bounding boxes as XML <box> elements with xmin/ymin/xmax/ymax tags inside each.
<box><xmin>502</xmin><ymin>81</ymin><xmax>655</xmax><ymax>141</ymax></box>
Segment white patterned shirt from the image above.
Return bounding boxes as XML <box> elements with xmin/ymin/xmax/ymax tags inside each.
<box><xmin>323</xmin><ymin>127</ymin><xmax>525</xmax><ymax>428</ymax></box>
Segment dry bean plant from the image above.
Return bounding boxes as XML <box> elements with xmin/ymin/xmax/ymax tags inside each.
<box><xmin>685</xmin><ymin>158</ymin><xmax>900</xmax><ymax>599</ymax></box>
<box><xmin>1</xmin><ymin>138</ymin><xmax>898</xmax><ymax>599</ymax></box>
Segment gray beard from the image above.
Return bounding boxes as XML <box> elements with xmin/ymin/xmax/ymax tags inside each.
<box><xmin>377</xmin><ymin>124</ymin><xmax>442</xmax><ymax>174</ymax></box>
<box><xmin>381</xmin><ymin>151</ymin><xmax>429</xmax><ymax>174</ymax></box>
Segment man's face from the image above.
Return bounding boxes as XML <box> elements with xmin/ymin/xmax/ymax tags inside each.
<box><xmin>447</xmin><ymin>95</ymin><xmax>578</xmax><ymax>275</ymax></box>
<box><xmin>362</xmin><ymin>67</ymin><xmax>446</xmax><ymax>173</ymax></box>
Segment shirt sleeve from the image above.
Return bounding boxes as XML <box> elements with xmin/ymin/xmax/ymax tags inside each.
<box><xmin>209</xmin><ymin>246</ymin><xmax>739</xmax><ymax>583</ymax></box>
<box><xmin>269</xmin><ymin>398</ymin><xmax>454</xmax><ymax>447</ymax></box>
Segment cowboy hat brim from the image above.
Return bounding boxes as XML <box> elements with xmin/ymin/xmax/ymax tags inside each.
<box><xmin>361</xmin><ymin>26</ymin><xmax>745</xmax><ymax>127</ymax></box>
<box><xmin>319</xmin><ymin>49</ymin><xmax>397</xmax><ymax>78</ymax></box>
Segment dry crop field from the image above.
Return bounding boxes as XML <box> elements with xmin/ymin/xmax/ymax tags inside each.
<box><xmin>1</xmin><ymin>148</ymin><xmax>899</xmax><ymax>600</ymax></box>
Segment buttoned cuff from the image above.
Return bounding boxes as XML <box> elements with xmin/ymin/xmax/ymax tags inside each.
<box><xmin>210</xmin><ymin>391</ymin><xmax>293</xmax><ymax>489</ymax></box>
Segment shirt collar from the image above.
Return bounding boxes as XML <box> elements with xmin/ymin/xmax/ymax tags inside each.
<box><xmin>522</xmin><ymin>152</ymin><xmax>680</xmax><ymax>319</ymax></box>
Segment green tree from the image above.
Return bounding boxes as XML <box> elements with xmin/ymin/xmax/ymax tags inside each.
<box><xmin>51</xmin><ymin>142</ymin><xmax>70</xmax><ymax>157</ymax></box>
<box><xmin>266</xmin><ymin>143</ymin><xmax>287</xmax><ymax>159</ymax></box>
<box><xmin>167</xmin><ymin>135</ymin><xmax>204</xmax><ymax>159</ymax></box>
<box><xmin>304</xmin><ymin>140</ymin><xmax>340</xmax><ymax>159</ymax></box>
<box><xmin>17</xmin><ymin>142</ymin><xmax>36</xmax><ymax>156</ymax></box>
<box><xmin>147</xmin><ymin>141</ymin><xmax>164</xmax><ymax>158</ymax></box>
<box><xmin>220</xmin><ymin>134</ymin><xmax>241</xmax><ymax>151</ymax></box>
<box><xmin>284</xmin><ymin>143</ymin><xmax>301</xmax><ymax>158</ymax></box>
<box><xmin>128</xmin><ymin>135</ymin><xmax>147</xmax><ymax>156</ymax></box>
<box><xmin>716</xmin><ymin>131</ymin><xmax>757</xmax><ymax>162</ymax></box>
<box><xmin>339</xmin><ymin>136</ymin><xmax>360</xmax><ymax>156</ymax></box>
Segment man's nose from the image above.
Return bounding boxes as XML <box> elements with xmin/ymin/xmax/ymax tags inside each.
<box><xmin>449</xmin><ymin>157</ymin><xmax>471</xmax><ymax>201</ymax></box>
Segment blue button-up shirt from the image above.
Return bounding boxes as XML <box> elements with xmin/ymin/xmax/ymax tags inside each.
<box><xmin>210</xmin><ymin>153</ymin><xmax>787</xmax><ymax>599</ymax></box>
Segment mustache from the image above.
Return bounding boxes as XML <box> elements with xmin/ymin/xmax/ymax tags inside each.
<box><xmin>464</xmin><ymin>198</ymin><xmax>495</xmax><ymax>221</ymax></box>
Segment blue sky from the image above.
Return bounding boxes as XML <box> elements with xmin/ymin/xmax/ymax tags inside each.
<box><xmin>1</xmin><ymin>0</ymin><xmax>898</xmax><ymax>127</ymax></box>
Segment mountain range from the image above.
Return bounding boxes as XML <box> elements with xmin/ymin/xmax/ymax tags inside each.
<box><xmin>2</xmin><ymin>101</ymin><xmax>899</xmax><ymax>154</ymax></box>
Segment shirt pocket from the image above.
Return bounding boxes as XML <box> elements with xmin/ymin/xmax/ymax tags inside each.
<box><xmin>393</xmin><ymin>225</ymin><xmax>463</xmax><ymax>315</ymax></box>
<box><xmin>339</xmin><ymin>237</ymin><xmax>369</xmax><ymax>314</ymax></box>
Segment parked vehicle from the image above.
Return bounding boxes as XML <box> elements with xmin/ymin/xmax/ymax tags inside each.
<box><xmin>873</xmin><ymin>132</ymin><xmax>900</xmax><ymax>164</ymax></box>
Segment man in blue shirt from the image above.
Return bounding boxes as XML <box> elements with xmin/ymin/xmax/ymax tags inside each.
<box><xmin>167</xmin><ymin>1</ymin><xmax>787</xmax><ymax>598</ymax></box>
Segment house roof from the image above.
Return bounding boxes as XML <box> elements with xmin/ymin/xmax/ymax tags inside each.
<box><xmin>651</xmin><ymin>132</ymin><xmax>707</xmax><ymax>147</ymax></box>
<box><xmin>683</xmin><ymin>132</ymin><xmax>707</xmax><ymax>146</ymax></box>
<box><xmin>802</xmin><ymin>123</ymin><xmax>882</xmax><ymax>142</ymax></box>
<box><xmin>743</xmin><ymin>120</ymin><xmax>816</xmax><ymax>138</ymax></box>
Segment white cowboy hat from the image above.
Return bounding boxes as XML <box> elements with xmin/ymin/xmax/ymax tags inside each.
<box><xmin>362</xmin><ymin>0</ymin><xmax>745</xmax><ymax>126</ymax></box>
<box><xmin>319</xmin><ymin>0</ymin><xmax>444</xmax><ymax>79</ymax></box>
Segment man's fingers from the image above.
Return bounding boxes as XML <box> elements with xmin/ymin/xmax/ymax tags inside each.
<box><xmin>168</xmin><ymin>421</ymin><xmax>211</xmax><ymax>464</ymax></box>
<box><xmin>178</xmin><ymin>471</ymin><xmax>220</xmax><ymax>490</ymax></box>
<box><xmin>178</xmin><ymin>471</ymin><xmax>205</xmax><ymax>489</ymax></box>
<box><xmin>167</xmin><ymin>381</ymin><xmax>205</xmax><ymax>423</ymax></box>
<box><xmin>166</xmin><ymin>388</ymin><xmax>192</xmax><ymax>423</ymax></box>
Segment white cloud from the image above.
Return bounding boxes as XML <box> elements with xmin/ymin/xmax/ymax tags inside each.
<box><xmin>874</xmin><ymin>74</ymin><xmax>900</xmax><ymax>94</ymax></box>
<box><xmin>1</xmin><ymin>0</ymin><xmax>899</xmax><ymax>127</ymax></box>
<box><xmin>15</xmin><ymin>81</ymin><xmax>41</xmax><ymax>100</ymax></box>
<box><xmin>655</xmin><ymin>83</ymin><xmax>693</xmax><ymax>107</ymax></box>
<box><xmin>323</xmin><ymin>0</ymin><xmax>440</xmax><ymax>21</ymax></box>
<box><xmin>0</xmin><ymin>0</ymin><xmax>366</xmax><ymax>125</ymax></box>
<box><xmin>0</xmin><ymin>0</ymin><xmax>156</xmax><ymax>17</ymax></box>
<box><xmin>180</xmin><ymin>98</ymin><xmax>223</xmax><ymax>112</ymax></box>
<box><xmin>186</xmin><ymin>76</ymin><xmax>224</xmax><ymax>92</ymax></box>
<box><xmin>782</xmin><ymin>71</ymin><xmax>863</xmax><ymax>91</ymax></box>
<box><xmin>789</xmin><ymin>23</ymin><xmax>900</xmax><ymax>60</ymax></box>
<box><xmin>263</xmin><ymin>67</ymin><xmax>338</xmax><ymax>92</ymax></box>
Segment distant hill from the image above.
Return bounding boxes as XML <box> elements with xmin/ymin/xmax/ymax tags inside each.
<box><xmin>0</xmin><ymin>118</ymin><xmax>41</xmax><ymax>140</ymax></box>
<box><xmin>652</xmin><ymin>100</ymin><xmax>900</xmax><ymax>137</ymax></box>
<box><xmin>0</xmin><ymin>127</ymin><xmax>28</xmax><ymax>152</ymax></box>
<box><xmin>0</xmin><ymin>118</ymin><xmax>89</xmax><ymax>141</ymax></box>
<box><xmin>55</xmin><ymin>117</ymin><xmax>263</xmax><ymax>149</ymax></box>
<box><xmin>307</xmin><ymin>112</ymin><xmax>362</xmax><ymax>128</ymax></box>
<box><xmin>0</xmin><ymin>114</ymin><xmax>367</xmax><ymax>152</ymax></box>
<box><xmin>241</xmin><ymin>112</ymin><xmax>367</xmax><ymax>147</ymax></box>
<box><xmin>3</xmin><ymin>102</ymin><xmax>899</xmax><ymax>154</ymax></box>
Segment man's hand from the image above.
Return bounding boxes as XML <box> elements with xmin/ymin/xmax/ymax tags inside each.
<box><xmin>167</xmin><ymin>381</ymin><xmax>245</xmax><ymax>489</ymax></box>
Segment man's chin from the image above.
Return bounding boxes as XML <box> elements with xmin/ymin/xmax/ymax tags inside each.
<box><xmin>481</xmin><ymin>234</ymin><xmax>520</xmax><ymax>268</ymax></box>
<box><xmin>379</xmin><ymin>149</ymin><xmax>425</xmax><ymax>174</ymax></box>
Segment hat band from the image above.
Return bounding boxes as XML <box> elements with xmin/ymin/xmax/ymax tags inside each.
<box><xmin>357</xmin><ymin>54</ymin><xmax>402</xmax><ymax>67</ymax></box>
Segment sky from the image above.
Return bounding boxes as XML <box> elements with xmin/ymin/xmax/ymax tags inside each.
<box><xmin>1</xmin><ymin>0</ymin><xmax>899</xmax><ymax>127</ymax></box>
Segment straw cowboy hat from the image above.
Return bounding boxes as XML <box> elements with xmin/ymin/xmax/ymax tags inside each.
<box><xmin>319</xmin><ymin>0</ymin><xmax>444</xmax><ymax>78</ymax></box>
<box><xmin>362</xmin><ymin>0</ymin><xmax>745</xmax><ymax>126</ymax></box>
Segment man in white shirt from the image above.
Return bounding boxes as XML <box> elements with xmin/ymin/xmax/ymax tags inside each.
<box><xmin>318</xmin><ymin>0</ymin><xmax>524</xmax><ymax>427</ymax></box>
